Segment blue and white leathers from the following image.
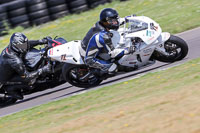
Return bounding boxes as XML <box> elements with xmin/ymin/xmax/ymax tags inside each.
<box><xmin>80</xmin><ymin>22</ymin><xmax>124</xmax><ymax>71</ymax></box>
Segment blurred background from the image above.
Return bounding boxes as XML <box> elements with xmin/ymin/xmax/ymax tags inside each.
<box><xmin>0</xmin><ymin>0</ymin><xmax>199</xmax><ymax>52</ymax></box>
<box><xmin>0</xmin><ymin>0</ymin><xmax>127</xmax><ymax>37</ymax></box>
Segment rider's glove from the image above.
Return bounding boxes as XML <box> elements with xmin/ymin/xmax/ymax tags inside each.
<box><xmin>124</xmin><ymin>45</ymin><xmax>135</xmax><ymax>55</ymax></box>
<box><xmin>42</xmin><ymin>63</ymin><xmax>52</xmax><ymax>73</ymax></box>
<box><xmin>38</xmin><ymin>63</ymin><xmax>52</xmax><ymax>75</ymax></box>
<box><xmin>39</xmin><ymin>37</ymin><xmax>49</xmax><ymax>44</ymax></box>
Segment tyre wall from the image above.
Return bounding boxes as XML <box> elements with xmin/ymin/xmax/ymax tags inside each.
<box><xmin>26</xmin><ymin>0</ymin><xmax>50</xmax><ymax>25</ymax></box>
<box><xmin>0</xmin><ymin>0</ymin><xmax>128</xmax><ymax>36</ymax></box>
<box><xmin>47</xmin><ymin>0</ymin><xmax>69</xmax><ymax>20</ymax></box>
<box><xmin>7</xmin><ymin>0</ymin><xmax>30</xmax><ymax>28</ymax></box>
<box><xmin>67</xmin><ymin>0</ymin><xmax>89</xmax><ymax>13</ymax></box>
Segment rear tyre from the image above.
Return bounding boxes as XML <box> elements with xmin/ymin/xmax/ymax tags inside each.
<box><xmin>62</xmin><ymin>64</ymin><xmax>102</xmax><ymax>88</ymax></box>
<box><xmin>153</xmin><ymin>35</ymin><xmax>188</xmax><ymax>62</ymax></box>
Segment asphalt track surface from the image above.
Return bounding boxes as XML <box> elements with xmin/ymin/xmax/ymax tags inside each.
<box><xmin>0</xmin><ymin>27</ymin><xmax>200</xmax><ymax>117</ymax></box>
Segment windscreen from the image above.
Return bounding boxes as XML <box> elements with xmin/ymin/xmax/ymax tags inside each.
<box><xmin>127</xmin><ymin>19</ymin><xmax>148</xmax><ymax>33</ymax></box>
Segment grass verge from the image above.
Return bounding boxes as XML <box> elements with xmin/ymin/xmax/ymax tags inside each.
<box><xmin>0</xmin><ymin>55</ymin><xmax>200</xmax><ymax>133</ymax></box>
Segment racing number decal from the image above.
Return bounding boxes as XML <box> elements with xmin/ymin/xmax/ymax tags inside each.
<box><xmin>61</xmin><ymin>54</ymin><xmax>67</xmax><ymax>60</ymax></box>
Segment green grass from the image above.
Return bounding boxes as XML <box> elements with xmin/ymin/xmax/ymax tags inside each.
<box><xmin>0</xmin><ymin>0</ymin><xmax>200</xmax><ymax>52</ymax></box>
<box><xmin>0</xmin><ymin>53</ymin><xmax>200</xmax><ymax>133</ymax></box>
<box><xmin>0</xmin><ymin>0</ymin><xmax>200</xmax><ymax>132</ymax></box>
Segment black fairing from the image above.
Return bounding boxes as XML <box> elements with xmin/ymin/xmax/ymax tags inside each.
<box><xmin>24</xmin><ymin>48</ymin><xmax>44</xmax><ymax>70</ymax></box>
<box><xmin>24</xmin><ymin>37</ymin><xmax>67</xmax><ymax>70</ymax></box>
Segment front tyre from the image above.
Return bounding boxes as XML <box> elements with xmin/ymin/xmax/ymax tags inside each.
<box><xmin>154</xmin><ymin>35</ymin><xmax>188</xmax><ymax>62</ymax></box>
<box><xmin>62</xmin><ymin>64</ymin><xmax>102</xmax><ymax>88</ymax></box>
<box><xmin>0</xmin><ymin>94</ymin><xmax>17</xmax><ymax>107</ymax></box>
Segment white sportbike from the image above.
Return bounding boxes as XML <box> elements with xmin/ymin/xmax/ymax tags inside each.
<box><xmin>48</xmin><ymin>15</ymin><xmax>188</xmax><ymax>88</ymax></box>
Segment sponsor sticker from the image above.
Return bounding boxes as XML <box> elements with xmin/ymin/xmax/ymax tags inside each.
<box><xmin>146</xmin><ymin>30</ymin><xmax>155</xmax><ymax>37</ymax></box>
<box><xmin>49</xmin><ymin>49</ymin><xmax>53</xmax><ymax>55</ymax></box>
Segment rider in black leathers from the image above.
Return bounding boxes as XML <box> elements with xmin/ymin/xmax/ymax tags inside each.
<box><xmin>0</xmin><ymin>32</ymin><xmax>51</xmax><ymax>100</ymax></box>
<box><xmin>80</xmin><ymin>8</ymin><xmax>134</xmax><ymax>74</ymax></box>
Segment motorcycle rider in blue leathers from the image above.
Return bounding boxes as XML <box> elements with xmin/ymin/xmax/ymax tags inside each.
<box><xmin>80</xmin><ymin>8</ymin><xmax>134</xmax><ymax>74</ymax></box>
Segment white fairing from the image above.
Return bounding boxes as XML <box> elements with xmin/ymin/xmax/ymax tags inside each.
<box><xmin>110</xmin><ymin>15</ymin><xmax>170</xmax><ymax>68</ymax></box>
<box><xmin>111</xmin><ymin>16</ymin><xmax>163</xmax><ymax>47</ymax></box>
<box><xmin>47</xmin><ymin>15</ymin><xmax>171</xmax><ymax>70</ymax></box>
<box><xmin>126</xmin><ymin>16</ymin><xmax>162</xmax><ymax>45</ymax></box>
<box><xmin>47</xmin><ymin>40</ymin><xmax>84</xmax><ymax>65</ymax></box>
<box><xmin>159</xmin><ymin>32</ymin><xmax>171</xmax><ymax>43</ymax></box>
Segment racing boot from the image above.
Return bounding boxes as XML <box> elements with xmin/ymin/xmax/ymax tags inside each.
<box><xmin>107</xmin><ymin>63</ymin><xmax>117</xmax><ymax>75</ymax></box>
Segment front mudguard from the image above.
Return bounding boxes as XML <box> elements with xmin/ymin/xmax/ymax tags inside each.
<box><xmin>154</xmin><ymin>32</ymin><xmax>171</xmax><ymax>56</ymax></box>
<box><xmin>158</xmin><ymin>32</ymin><xmax>171</xmax><ymax>44</ymax></box>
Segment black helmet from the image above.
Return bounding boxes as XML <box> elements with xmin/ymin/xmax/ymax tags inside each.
<box><xmin>9</xmin><ymin>32</ymin><xmax>29</xmax><ymax>54</ymax></box>
<box><xmin>100</xmin><ymin>8</ymin><xmax>119</xmax><ymax>30</ymax></box>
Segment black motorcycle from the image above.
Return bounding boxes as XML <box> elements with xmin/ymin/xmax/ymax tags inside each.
<box><xmin>0</xmin><ymin>37</ymin><xmax>67</xmax><ymax>106</ymax></box>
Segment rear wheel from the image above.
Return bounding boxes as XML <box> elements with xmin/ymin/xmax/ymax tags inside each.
<box><xmin>62</xmin><ymin>64</ymin><xmax>102</xmax><ymax>88</ymax></box>
<box><xmin>153</xmin><ymin>35</ymin><xmax>188</xmax><ymax>62</ymax></box>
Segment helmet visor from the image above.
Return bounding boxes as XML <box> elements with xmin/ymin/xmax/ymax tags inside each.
<box><xmin>106</xmin><ymin>16</ymin><xmax>119</xmax><ymax>30</ymax></box>
<box><xmin>107</xmin><ymin>17</ymin><xmax>119</xmax><ymax>26</ymax></box>
<box><xmin>15</xmin><ymin>41</ymin><xmax>28</xmax><ymax>52</ymax></box>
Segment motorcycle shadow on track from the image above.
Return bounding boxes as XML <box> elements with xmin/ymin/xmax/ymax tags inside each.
<box><xmin>53</xmin><ymin>62</ymin><xmax>174</xmax><ymax>99</ymax></box>
<box><xmin>101</xmin><ymin>58</ymin><xmax>189</xmax><ymax>86</ymax></box>
<box><xmin>0</xmin><ymin>85</ymin><xmax>73</xmax><ymax>108</ymax></box>
<box><xmin>0</xmin><ymin>59</ymin><xmax>187</xmax><ymax>108</ymax></box>
<box><xmin>100</xmin><ymin>63</ymin><xmax>171</xmax><ymax>86</ymax></box>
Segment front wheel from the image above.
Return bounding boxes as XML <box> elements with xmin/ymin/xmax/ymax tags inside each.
<box><xmin>62</xmin><ymin>64</ymin><xmax>103</xmax><ymax>88</ymax></box>
<box><xmin>153</xmin><ymin>35</ymin><xmax>188</xmax><ymax>62</ymax></box>
<box><xmin>0</xmin><ymin>94</ymin><xmax>17</xmax><ymax>107</ymax></box>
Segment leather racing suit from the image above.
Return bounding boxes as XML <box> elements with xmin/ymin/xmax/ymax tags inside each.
<box><xmin>80</xmin><ymin>21</ymin><xmax>125</xmax><ymax>72</ymax></box>
<box><xmin>0</xmin><ymin>40</ymin><xmax>48</xmax><ymax>84</ymax></box>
